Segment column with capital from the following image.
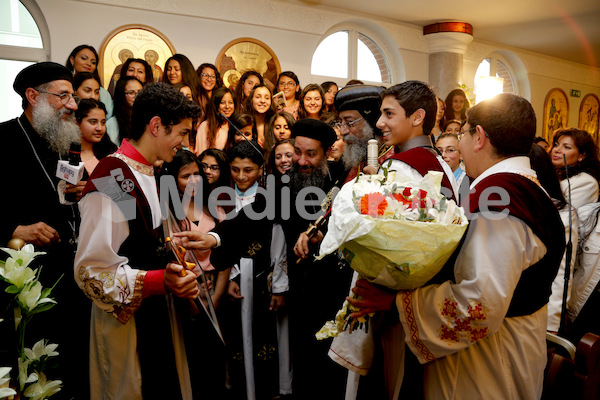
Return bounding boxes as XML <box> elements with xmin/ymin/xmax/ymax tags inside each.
<box><xmin>424</xmin><ymin>22</ymin><xmax>474</xmax><ymax>99</ymax></box>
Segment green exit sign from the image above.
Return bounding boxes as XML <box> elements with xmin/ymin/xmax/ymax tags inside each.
<box><xmin>571</xmin><ymin>89</ymin><xmax>582</xmax><ymax>97</ymax></box>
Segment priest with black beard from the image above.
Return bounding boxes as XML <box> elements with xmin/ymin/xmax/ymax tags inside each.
<box><xmin>335</xmin><ymin>84</ymin><xmax>395</xmax><ymax>183</ymax></box>
<box><xmin>176</xmin><ymin>119</ymin><xmax>353</xmax><ymax>399</ymax></box>
<box><xmin>0</xmin><ymin>62</ymin><xmax>90</xmax><ymax>399</ymax></box>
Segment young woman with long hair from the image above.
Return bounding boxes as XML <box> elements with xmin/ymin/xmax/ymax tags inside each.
<box><xmin>245</xmin><ymin>85</ymin><xmax>276</xmax><ymax>148</ymax></box>
<box><xmin>195</xmin><ymin>87</ymin><xmax>236</xmax><ymax>154</ymax></box>
<box><xmin>234</xmin><ymin>70</ymin><xmax>263</xmax><ymax>113</ymax></box>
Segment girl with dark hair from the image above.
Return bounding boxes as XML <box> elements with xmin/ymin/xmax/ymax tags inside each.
<box><xmin>197</xmin><ymin>63</ymin><xmax>224</xmax><ymax>110</ymax></box>
<box><xmin>267</xmin><ymin>138</ymin><xmax>295</xmax><ymax>177</ymax></box>
<box><xmin>107</xmin><ymin>58</ymin><xmax>153</xmax><ymax>95</ymax></box>
<box><xmin>162</xmin><ymin>54</ymin><xmax>201</xmax><ymax>105</ymax></box>
<box><xmin>245</xmin><ymin>85</ymin><xmax>276</xmax><ymax>147</ymax></box>
<box><xmin>225</xmin><ymin>113</ymin><xmax>256</xmax><ymax>153</ymax></box>
<box><xmin>195</xmin><ymin>87</ymin><xmax>236</xmax><ymax>154</ymax></box>
<box><xmin>73</xmin><ymin>72</ymin><xmax>101</xmax><ymax>101</ymax></box>
<box><xmin>263</xmin><ymin>111</ymin><xmax>295</xmax><ymax>151</ymax></box>
<box><xmin>121</xmin><ymin>58</ymin><xmax>154</xmax><ymax>85</ymax></box>
<box><xmin>66</xmin><ymin>44</ymin><xmax>114</xmax><ymax>118</ymax></box>
<box><xmin>106</xmin><ymin>76</ymin><xmax>143</xmax><ymax>145</ymax></box>
<box><xmin>431</xmin><ymin>97</ymin><xmax>446</xmax><ymax>141</ymax></box>
<box><xmin>160</xmin><ymin>149</ymin><xmax>228</xmax><ymax>397</ymax></box>
<box><xmin>550</xmin><ymin>127</ymin><xmax>600</xmax><ymax>208</ymax></box>
<box><xmin>298</xmin><ymin>83</ymin><xmax>325</xmax><ymax>120</ymax></box>
<box><xmin>75</xmin><ymin>99</ymin><xmax>117</xmax><ymax>175</ymax></box>
<box><xmin>443</xmin><ymin>88</ymin><xmax>470</xmax><ymax>124</ymax></box>
<box><xmin>276</xmin><ymin>71</ymin><xmax>301</xmax><ymax>120</ymax></box>
<box><xmin>234</xmin><ymin>70</ymin><xmax>263</xmax><ymax>114</ymax></box>
<box><xmin>198</xmin><ymin>148</ymin><xmax>231</xmax><ymax>190</ymax></box>
<box><xmin>321</xmin><ymin>81</ymin><xmax>339</xmax><ymax>114</ymax></box>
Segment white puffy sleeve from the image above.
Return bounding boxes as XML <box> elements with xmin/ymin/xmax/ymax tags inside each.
<box><xmin>74</xmin><ymin>192</ymin><xmax>146</xmax><ymax>324</ymax></box>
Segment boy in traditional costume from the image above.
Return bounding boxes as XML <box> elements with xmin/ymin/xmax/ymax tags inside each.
<box><xmin>349</xmin><ymin>93</ymin><xmax>565</xmax><ymax>399</ymax></box>
<box><xmin>74</xmin><ymin>83</ymin><xmax>201</xmax><ymax>400</ymax></box>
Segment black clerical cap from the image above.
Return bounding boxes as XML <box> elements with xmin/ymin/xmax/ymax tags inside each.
<box><xmin>334</xmin><ymin>85</ymin><xmax>384</xmax><ymax>134</ymax></box>
<box><xmin>14</xmin><ymin>62</ymin><xmax>73</xmax><ymax>98</ymax></box>
<box><xmin>291</xmin><ymin>118</ymin><xmax>337</xmax><ymax>150</ymax></box>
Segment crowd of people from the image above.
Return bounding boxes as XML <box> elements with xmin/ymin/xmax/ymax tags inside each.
<box><xmin>1</xmin><ymin>41</ymin><xmax>600</xmax><ymax>400</ymax></box>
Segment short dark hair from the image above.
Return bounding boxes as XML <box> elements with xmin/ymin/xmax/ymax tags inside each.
<box><xmin>381</xmin><ymin>80</ymin><xmax>438</xmax><ymax>135</ymax></box>
<box><xmin>533</xmin><ymin>137</ymin><xmax>549</xmax><ymax>145</ymax></box>
<box><xmin>467</xmin><ymin>93</ymin><xmax>536</xmax><ymax>157</ymax></box>
<box><xmin>228</xmin><ymin>140</ymin><xmax>264</xmax><ymax>168</ymax></box>
<box><xmin>130</xmin><ymin>82</ymin><xmax>201</xmax><ymax>141</ymax></box>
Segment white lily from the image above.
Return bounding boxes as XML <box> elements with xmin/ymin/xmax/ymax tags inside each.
<box><xmin>22</xmin><ymin>373</ymin><xmax>61</xmax><ymax>400</ymax></box>
<box><xmin>0</xmin><ymin>257</ymin><xmax>36</xmax><ymax>290</ymax></box>
<box><xmin>24</xmin><ymin>340</ymin><xmax>59</xmax><ymax>361</ymax></box>
<box><xmin>17</xmin><ymin>282</ymin><xmax>56</xmax><ymax>312</ymax></box>
<box><xmin>18</xmin><ymin>358</ymin><xmax>37</xmax><ymax>391</ymax></box>
<box><xmin>0</xmin><ymin>367</ymin><xmax>17</xmax><ymax>398</ymax></box>
<box><xmin>0</xmin><ymin>245</ymin><xmax>45</xmax><ymax>268</ymax></box>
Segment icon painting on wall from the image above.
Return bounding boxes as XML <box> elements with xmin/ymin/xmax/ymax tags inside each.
<box><xmin>98</xmin><ymin>25</ymin><xmax>176</xmax><ymax>93</ymax></box>
<box><xmin>215</xmin><ymin>37</ymin><xmax>281</xmax><ymax>93</ymax></box>
<box><xmin>579</xmin><ymin>94</ymin><xmax>599</xmax><ymax>143</ymax></box>
<box><xmin>543</xmin><ymin>88</ymin><xmax>569</xmax><ymax>143</ymax></box>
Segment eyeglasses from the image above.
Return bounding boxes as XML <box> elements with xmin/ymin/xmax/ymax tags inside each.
<box><xmin>330</xmin><ymin>121</ymin><xmax>342</xmax><ymax>129</ymax></box>
<box><xmin>278</xmin><ymin>82</ymin><xmax>296</xmax><ymax>87</ymax></box>
<box><xmin>125</xmin><ymin>90</ymin><xmax>140</xmax><ymax>98</ymax></box>
<box><xmin>201</xmin><ymin>73</ymin><xmax>216</xmax><ymax>80</ymax></box>
<box><xmin>438</xmin><ymin>148</ymin><xmax>458</xmax><ymax>154</ymax></box>
<box><xmin>37</xmin><ymin>90</ymin><xmax>80</xmax><ymax>105</ymax></box>
<box><xmin>341</xmin><ymin>117</ymin><xmax>364</xmax><ymax>129</ymax></box>
<box><xmin>201</xmin><ymin>163</ymin><xmax>220</xmax><ymax>171</ymax></box>
<box><xmin>457</xmin><ymin>126</ymin><xmax>476</xmax><ymax>141</ymax></box>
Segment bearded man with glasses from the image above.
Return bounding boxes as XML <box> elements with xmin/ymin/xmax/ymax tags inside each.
<box><xmin>0</xmin><ymin>61</ymin><xmax>90</xmax><ymax>399</ymax></box>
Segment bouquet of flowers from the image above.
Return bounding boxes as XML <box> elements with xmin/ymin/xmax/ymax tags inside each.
<box><xmin>316</xmin><ymin>170</ymin><xmax>468</xmax><ymax>339</ymax></box>
<box><xmin>0</xmin><ymin>243</ymin><xmax>62</xmax><ymax>399</ymax></box>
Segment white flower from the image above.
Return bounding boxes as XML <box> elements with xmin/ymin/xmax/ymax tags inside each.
<box><xmin>1</xmin><ymin>245</ymin><xmax>45</xmax><ymax>268</ymax></box>
<box><xmin>0</xmin><ymin>367</ymin><xmax>17</xmax><ymax>398</ymax></box>
<box><xmin>18</xmin><ymin>358</ymin><xmax>37</xmax><ymax>391</ymax></box>
<box><xmin>0</xmin><ymin>257</ymin><xmax>36</xmax><ymax>290</ymax></box>
<box><xmin>17</xmin><ymin>282</ymin><xmax>56</xmax><ymax>312</ymax></box>
<box><xmin>22</xmin><ymin>373</ymin><xmax>61</xmax><ymax>400</ymax></box>
<box><xmin>24</xmin><ymin>340</ymin><xmax>59</xmax><ymax>362</ymax></box>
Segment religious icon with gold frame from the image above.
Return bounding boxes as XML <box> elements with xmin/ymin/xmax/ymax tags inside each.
<box><xmin>98</xmin><ymin>24</ymin><xmax>176</xmax><ymax>93</ymax></box>
<box><xmin>215</xmin><ymin>37</ymin><xmax>281</xmax><ymax>92</ymax></box>
<box><xmin>579</xmin><ymin>93</ymin><xmax>599</xmax><ymax>143</ymax></box>
<box><xmin>543</xmin><ymin>88</ymin><xmax>569</xmax><ymax>143</ymax></box>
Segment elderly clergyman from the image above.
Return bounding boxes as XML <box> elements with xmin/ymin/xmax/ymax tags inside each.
<box><xmin>0</xmin><ymin>61</ymin><xmax>89</xmax><ymax>398</ymax></box>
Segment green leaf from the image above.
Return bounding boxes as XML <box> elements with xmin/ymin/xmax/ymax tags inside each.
<box><xmin>5</xmin><ymin>285</ymin><xmax>20</xmax><ymax>294</ymax></box>
<box><xmin>29</xmin><ymin>303</ymin><xmax>56</xmax><ymax>315</ymax></box>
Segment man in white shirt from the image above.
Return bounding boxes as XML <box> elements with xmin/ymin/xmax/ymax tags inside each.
<box><xmin>348</xmin><ymin>93</ymin><xmax>565</xmax><ymax>399</ymax></box>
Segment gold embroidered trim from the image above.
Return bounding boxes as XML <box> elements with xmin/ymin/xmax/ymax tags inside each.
<box><xmin>378</xmin><ymin>144</ymin><xmax>394</xmax><ymax>159</ymax></box>
<box><xmin>514</xmin><ymin>172</ymin><xmax>541</xmax><ymax>187</ymax></box>
<box><xmin>115</xmin><ymin>270</ymin><xmax>146</xmax><ymax>324</ymax></box>
<box><xmin>111</xmin><ymin>153</ymin><xmax>154</xmax><ymax>176</ymax></box>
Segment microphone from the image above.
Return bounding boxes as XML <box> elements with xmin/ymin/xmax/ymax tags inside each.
<box><xmin>558</xmin><ymin>153</ymin><xmax>573</xmax><ymax>336</ymax></box>
<box><xmin>56</xmin><ymin>141</ymin><xmax>85</xmax><ymax>185</ymax></box>
<box><xmin>367</xmin><ymin>139</ymin><xmax>378</xmax><ymax>170</ymax></box>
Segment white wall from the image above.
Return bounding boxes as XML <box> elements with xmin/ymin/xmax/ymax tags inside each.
<box><xmin>33</xmin><ymin>0</ymin><xmax>600</xmax><ymax>138</ymax></box>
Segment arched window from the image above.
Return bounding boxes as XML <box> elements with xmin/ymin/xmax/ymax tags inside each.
<box><xmin>0</xmin><ymin>0</ymin><xmax>49</xmax><ymax>121</ymax></box>
<box><xmin>311</xmin><ymin>28</ymin><xmax>391</xmax><ymax>85</ymax></box>
<box><xmin>474</xmin><ymin>55</ymin><xmax>517</xmax><ymax>104</ymax></box>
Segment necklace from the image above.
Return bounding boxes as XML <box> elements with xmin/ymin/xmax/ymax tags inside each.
<box><xmin>18</xmin><ymin>117</ymin><xmax>79</xmax><ymax>244</ymax></box>
<box><xmin>18</xmin><ymin>117</ymin><xmax>56</xmax><ymax>192</ymax></box>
